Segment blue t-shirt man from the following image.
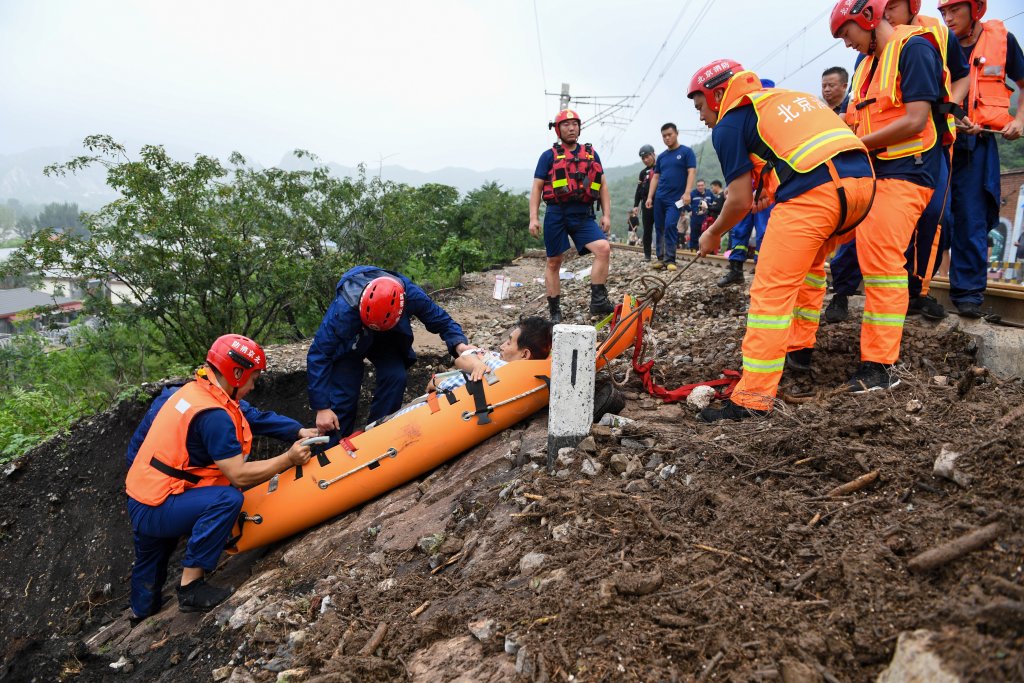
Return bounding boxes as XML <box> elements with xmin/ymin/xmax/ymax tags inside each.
<box><xmin>646</xmin><ymin>125</ymin><xmax>697</xmax><ymax>265</ymax></box>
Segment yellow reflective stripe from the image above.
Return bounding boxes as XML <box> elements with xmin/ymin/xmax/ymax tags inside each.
<box><xmin>733</xmin><ymin>245</ymin><xmax>748</xmax><ymax>252</ymax></box>
<box><xmin>747</xmin><ymin>313</ymin><xmax>791</xmax><ymax>329</ymax></box>
<box><xmin>552</xmin><ymin>178</ymin><xmax>568</xmax><ymax>188</ymax></box>
<box><xmin>590</xmin><ymin>182</ymin><xmax>601</xmax><ymax>191</ymax></box>
<box><xmin>864</xmin><ymin>275</ymin><xmax>905</xmax><ymax>288</ymax></box>
<box><xmin>743</xmin><ymin>356</ymin><xmax>786</xmax><ymax>373</ymax></box>
<box><xmin>803</xmin><ymin>273</ymin><xmax>826</xmax><ymax>289</ymax></box>
<box><xmin>886</xmin><ymin>139</ymin><xmax>925</xmax><ymax>155</ymax></box>
<box><xmin>787</xmin><ymin>128</ymin><xmax>860</xmax><ymax>169</ymax></box>
<box><xmin>793</xmin><ymin>307</ymin><xmax>820</xmax><ymax>322</ymax></box>
<box><xmin>863</xmin><ymin>312</ymin><xmax>905</xmax><ymax>327</ymax></box>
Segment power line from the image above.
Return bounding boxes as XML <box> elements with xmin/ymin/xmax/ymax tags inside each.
<box><xmin>532</xmin><ymin>0</ymin><xmax>548</xmax><ymax>114</ymax></box>
<box><xmin>752</xmin><ymin>8</ymin><xmax>831</xmax><ymax>71</ymax></box>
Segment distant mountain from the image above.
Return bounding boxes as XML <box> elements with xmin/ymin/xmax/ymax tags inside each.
<box><xmin>0</xmin><ymin>145</ymin><xmax>652</xmax><ymax>211</ymax></box>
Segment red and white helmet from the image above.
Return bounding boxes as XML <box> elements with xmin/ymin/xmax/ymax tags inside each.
<box><xmin>359</xmin><ymin>276</ymin><xmax>405</xmax><ymax>331</ymax></box>
<box><xmin>831</xmin><ymin>0</ymin><xmax>888</xmax><ymax>37</ymax></box>
<box><xmin>908</xmin><ymin>0</ymin><xmax>922</xmax><ymax>15</ymax></box>
<box><xmin>936</xmin><ymin>0</ymin><xmax>984</xmax><ymax>20</ymax></box>
<box><xmin>207</xmin><ymin>334</ymin><xmax>266</xmax><ymax>388</ymax></box>
<box><xmin>687</xmin><ymin>59</ymin><xmax>744</xmax><ymax>113</ymax></box>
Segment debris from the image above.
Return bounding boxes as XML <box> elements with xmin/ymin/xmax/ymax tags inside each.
<box><xmin>624</xmin><ymin>479</ymin><xmax>653</xmax><ymax>493</ymax></box>
<box><xmin>519</xmin><ymin>552</ymin><xmax>549</xmax><ymax>576</ymax></box>
<box><xmin>357</xmin><ymin>621</ymin><xmax>388</xmax><ymax>656</ymax></box>
<box><xmin>907</xmin><ymin>522</ymin><xmax>1004</xmax><ymax>573</ymax></box>
<box><xmin>468</xmin><ymin>618</ymin><xmax>495</xmax><ymax>642</ymax></box>
<box><xmin>409</xmin><ymin>601</ymin><xmax>430</xmax><ymax>619</ymax></box>
<box><xmin>504</xmin><ymin>632</ymin><xmax>521</xmax><ymax>655</ymax></box>
<box><xmin>905</xmin><ymin>399</ymin><xmax>923</xmax><ymax>413</ymax></box>
<box><xmin>933</xmin><ymin>444</ymin><xmax>972</xmax><ymax>487</ymax></box>
<box><xmin>875</xmin><ymin>630</ymin><xmax>960</xmax><ymax>683</ymax></box>
<box><xmin>613</xmin><ymin>570</ymin><xmax>663</xmax><ymax>596</ymax></box>
<box><xmin>825</xmin><ymin>470</ymin><xmax>879</xmax><ymax>497</ymax></box>
<box><xmin>610</xmin><ymin>453</ymin><xmax>630</xmax><ymax>475</ymax></box>
<box><xmin>581</xmin><ymin>457</ymin><xmax>603</xmax><ymax>477</ymax></box>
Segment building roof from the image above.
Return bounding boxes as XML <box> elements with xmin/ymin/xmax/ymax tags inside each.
<box><xmin>0</xmin><ymin>288</ymin><xmax>80</xmax><ymax>318</ymax></box>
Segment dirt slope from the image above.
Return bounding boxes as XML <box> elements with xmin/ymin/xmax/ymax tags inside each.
<box><xmin>0</xmin><ymin>250</ymin><xmax>1022</xmax><ymax>682</ymax></box>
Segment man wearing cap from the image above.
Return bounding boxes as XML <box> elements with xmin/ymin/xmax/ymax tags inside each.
<box><xmin>630</xmin><ymin>144</ymin><xmax>657</xmax><ymax>262</ymax></box>
<box><xmin>307</xmin><ymin>266</ymin><xmax>471</xmax><ymax>439</ymax></box>
<box><xmin>529</xmin><ymin>109</ymin><xmax>615</xmax><ymax>322</ymax></box>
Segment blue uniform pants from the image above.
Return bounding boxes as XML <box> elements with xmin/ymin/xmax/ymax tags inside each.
<box><xmin>688</xmin><ymin>210</ymin><xmax>704</xmax><ymax>249</ymax></box>
<box><xmin>830</xmin><ymin>151</ymin><xmax>952</xmax><ymax>299</ymax></box>
<box><xmin>127</xmin><ymin>486</ymin><xmax>243</xmax><ymax>618</ymax></box>
<box><xmin>729</xmin><ymin>207</ymin><xmax>771</xmax><ymax>263</ymax></box>
<box><xmin>949</xmin><ymin>135</ymin><xmax>1000</xmax><ymax>305</ymax></box>
<box><xmin>652</xmin><ymin>197</ymin><xmax>681</xmax><ymax>263</ymax></box>
<box><xmin>331</xmin><ymin>333</ymin><xmax>410</xmax><ymax>438</ymax></box>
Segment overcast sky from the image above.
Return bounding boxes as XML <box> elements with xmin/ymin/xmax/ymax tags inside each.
<box><xmin>2</xmin><ymin>0</ymin><xmax>1021</xmax><ymax>172</ymax></box>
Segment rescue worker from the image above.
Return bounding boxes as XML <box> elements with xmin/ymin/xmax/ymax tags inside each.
<box><xmin>939</xmin><ymin>0</ymin><xmax>1024</xmax><ymax>317</ymax></box>
<box><xmin>307</xmin><ymin>266</ymin><xmax>471</xmax><ymax>439</ymax></box>
<box><xmin>721</xmin><ymin>78</ymin><xmax>777</xmax><ymax>287</ymax></box>
<box><xmin>832</xmin><ymin>0</ymin><xmax>954</xmax><ymax>388</ymax></box>
<box><xmin>645</xmin><ymin>123</ymin><xmax>697</xmax><ymax>270</ymax></box>
<box><xmin>823</xmin><ymin>0</ymin><xmax>971</xmax><ymax>323</ymax></box>
<box><xmin>125</xmin><ymin>334</ymin><xmax>317</xmax><ymax>618</ymax></box>
<box><xmin>688</xmin><ymin>60</ymin><xmax>874</xmax><ymax>421</ymax></box>
<box><xmin>630</xmin><ymin>144</ymin><xmax>657</xmax><ymax>262</ymax></box>
<box><xmin>529</xmin><ymin>109</ymin><xmax>615</xmax><ymax>322</ymax></box>
<box><xmin>688</xmin><ymin>179</ymin><xmax>715</xmax><ymax>251</ymax></box>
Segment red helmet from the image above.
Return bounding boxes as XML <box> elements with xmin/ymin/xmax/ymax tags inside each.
<box><xmin>550</xmin><ymin>109</ymin><xmax>582</xmax><ymax>136</ymax></box>
<box><xmin>359</xmin><ymin>276</ymin><xmax>405</xmax><ymax>331</ymax></box>
<box><xmin>207</xmin><ymin>334</ymin><xmax>266</xmax><ymax>388</ymax></box>
<box><xmin>687</xmin><ymin>59</ymin><xmax>744</xmax><ymax>113</ymax></box>
<box><xmin>831</xmin><ymin>0</ymin><xmax>887</xmax><ymax>37</ymax></box>
<box><xmin>936</xmin><ymin>0</ymin><xmax>984</xmax><ymax>20</ymax></box>
<box><xmin>908</xmin><ymin>0</ymin><xmax>922</xmax><ymax>15</ymax></box>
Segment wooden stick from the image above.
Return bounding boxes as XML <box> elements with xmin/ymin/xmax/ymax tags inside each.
<box><xmin>641</xmin><ymin>502</ymin><xmax>685</xmax><ymax>544</ymax></box>
<box><xmin>694</xmin><ymin>543</ymin><xmax>753</xmax><ymax>564</ymax></box>
<box><xmin>409</xmin><ymin>601</ymin><xmax>430</xmax><ymax>619</ymax></box>
<box><xmin>523</xmin><ymin>493</ymin><xmax>544</xmax><ymax>501</ymax></box>
<box><xmin>358</xmin><ymin>621</ymin><xmax>388</xmax><ymax>656</ymax></box>
<box><xmin>826</xmin><ymin>470</ymin><xmax>879</xmax><ymax>497</ymax></box>
<box><xmin>981</xmin><ymin>574</ymin><xmax>1024</xmax><ymax>601</ymax></box>
<box><xmin>697</xmin><ymin>651</ymin><xmax>724</xmax><ymax>682</ymax></box>
<box><xmin>907</xmin><ymin>522</ymin><xmax>1004</xmax><ymax>573</ymax></box>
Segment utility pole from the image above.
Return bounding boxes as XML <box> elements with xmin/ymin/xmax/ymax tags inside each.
<box><xmin>559</xmin><ymin>83</ymin><xmax>571</xmax><ymax>110</ymax></box>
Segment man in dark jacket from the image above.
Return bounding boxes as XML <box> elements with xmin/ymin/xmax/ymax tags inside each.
<box><xmin>307</xmin><ymin>266</ymin><xmax>470</xmax><ymax>439</ymax></box>
<box><xmin>630</xmin><ymin>144</ymin><xmax>657</xmax><ymax>261</ymax></box>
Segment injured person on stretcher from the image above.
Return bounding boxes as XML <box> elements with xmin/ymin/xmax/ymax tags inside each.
<box><xmin>365</xmin><ymin>316</ymin><xmax>554</xmax><ymax>430</ymax></box>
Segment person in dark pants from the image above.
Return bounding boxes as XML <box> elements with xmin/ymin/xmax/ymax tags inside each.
<box><xmin>687</xmin><ymin>179</ymin><xmax>715</xmax><ymax>250</ymax></box>
<box><xmin>307</xmin><ymin>266</ymin><xmax>471</xmax><ymax>439</ymax></box>
<box><xmin>631</xmin><ymin>144</ymin><xmax>657</xmax><ymax>261</ymax></box>
<box><xmin>125</xmin><ymin>334</ymin><xmax>317</xmax><ymax>619</ymax></box>
<box><xmin>645</xmin><ymin>123</ymin><xmax>697</xmax><ymax>270</ymax></box>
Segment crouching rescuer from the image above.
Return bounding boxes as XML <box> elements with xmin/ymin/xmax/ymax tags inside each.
<box><xmin>529</xmin><ymin>109</ymin><xmax>615</xmax><ymax>323</ymax></box>
<box><xmin>125</xmin><ymin>335</ymin><xmax>317</xmax><ymax>618</ymax></box>
<box><xmin>688</xmin><ymin>60</ymin><xmax>875</xmax><ymax>422</ymax></box>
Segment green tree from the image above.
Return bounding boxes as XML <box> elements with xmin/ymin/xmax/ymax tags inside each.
<box><xmin>34</xmin><ymin>202</ymin><xmax>86</xmax><ymax>236</ymax></box>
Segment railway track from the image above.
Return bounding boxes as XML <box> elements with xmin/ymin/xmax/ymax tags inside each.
<box><xmin>611</xmin><ymin>242</ymin><xmax>1024</xmax><ymax>325</ymax></box>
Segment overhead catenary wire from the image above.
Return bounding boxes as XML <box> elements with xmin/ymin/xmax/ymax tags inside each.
<box><xmin>532</xmin><ymin>0</ymin><xmax>548</xmax><ymax>116</ymax></box>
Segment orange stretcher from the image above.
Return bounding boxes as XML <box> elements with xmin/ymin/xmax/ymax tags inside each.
<box><xmin>227</xmin><ymin>294</ymin><xmax>650</xmax><ymax>552</ymax></box>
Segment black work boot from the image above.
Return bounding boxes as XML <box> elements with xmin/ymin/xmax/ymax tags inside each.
<box><xmin>547</xmin><ymin>296</ymin><xmax>562</xmax><ymax>324</ymax></box>
<box><xmin>785</xmin><ymin>347</ymin><xmax>814</xmax><ymax>371</ymax></box>
<box><xmin>954</xmin><ymin>301</ymin><xmax>982</xmax><ymax>319</ymax></box>
<box><xmin>717</xmin><ymin>261</ymin><xmax>745</xmax><ymax>287</ymax></box>
<box><xmin>846</xmin><ymin>361</ymin><xmax>901</xmax><ymax>393</ymax></box>
<box><xmin>823</xmin><ymin>294</ymin><xmax>849</xmax><ymax>323</ymax></box>
<box><xmin>590</xmin><ymin>284</ymin><xmax>615</xmax><ymax>317</ymax></box>
<box><xmin>698</xmin><ymin>399</ymin><xmax>769</xmax><ymax>423</ymax></box>
<box><xmin>907</xmin><ymin>295</ymin><xmax>947</xmax><ymax>320</ymax></box>
<box><xmin>177</xmin><ymin>578</ymin><xmax>232</xmax><ymax>613</ymax></box>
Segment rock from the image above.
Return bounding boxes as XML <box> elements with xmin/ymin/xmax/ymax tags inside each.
<box><xmin>468</xmin><ymin>618</ymin><xmax>495</xmax><ymax>642</ymax></box>
<box><xmin>590</xmin><ymin>424</ymin><xmax>614</xmax><ymax>439</ymax></box>
<box><xmin>227</xmin><ymin>668</ymin><xmax>257</xmax><ymax>683</ymax></box>
<box><xmin>933</xmin><ymin>444</ymin><xmax>972</xmax><ymax>487</ymax></box>
<box><xmin>213</xmin><ymin>666</ymin><xmax>234</xmax><ymax>682</ymax></box>
<box><xmin>276</xmin><ymin>669</ymin><xmax>308</xmax><ymax>682</ymax></box>
<box><xmin>535</xmin><ymin>567</ymin><xmax>568</xmax><ymax>592</ymax></box>
<box><xmin>551</xmin><ymin>522</ymin><xmax>572</xmax><ymax>542</ymax></box>
<box><xmin>610</xmin><ymin>453</ymin><xmax>630</xmax><ymax>475</ymax></box>
<box><xmin>417</xmin><ymin>533</ymin><xmax>445</xmax><ymax>555</ymax></box>
<box><xmin>581</xmin><ymin>457</ymin><xmax>603</xmax><ymax>477</ymax></box>
<box><xmin>621</xmin><ymin>438</ymin><xmax>653</xmax><ymax>450</ymax></box>
<box><xmin>578</xmin><ymin>435</ymin><xmax>597</xmax><ymax>454</ymax></box>
<box><xmin>519</xmin><ymin>552</ymin><xmax>549</xmax><ymax>576</ymax></box>
<box><xmin>659</xmin><ymin>464</ymin><xmax>678</xmax><ymax>480</ymax></box>
<box><xmin>876</xmin><ymin>630</ymin><xmax>960</xmax><ymax>682</ymax></box>
<box><xmin>613</xmin><ymin>570</ymin><xmax>663</xmax><ymax>596</ymax></box>
<box><xmin>933</xmin><ymin>375</ymin><xmax>949</xmax><ymax>386</ymax></box>
<box><xmin>504</xmin><ymin>632</ymin><xmax>520</xmax><ymax>655</ymax></box>
<box><xmin>557</xmin><ymin>448</ymin><xmax>577</xmax><ymax>467</ymax></box>
<box><xmin>598</xmin><ymin>413</ymin><xmax>635</xmax><ymax>428</ymax></box>
<box><xmin>376</xmin><ymin>577</ymin><xmax>398</xmax><ymax>592</ymax></box>
<box><xmin>516</xmin><ymin>646</ymin><xmax>536</xmax><ymax>676</ymax></box>
<box><xmin>686</xmin><ymin>385</ymin><xmax>717</xmax><ymax>410</ymax></box>
<box><xmin>624</xmin><ymin>479</ymin><xmax>652</xmax><ymax>494</ymax></box>
<box><xmin>905</xmin><ymin>399</ymin><xmax>923</xmax><ymax>413</ymax></box>
<box><xmin>779</xmin><ymin>658</ymin><xmax>823</xmax><ymax>683</ymax></box>
<box><xmin>625</xmin><ymin>456</ymin><xmax>644</xmax><ymax>479</ymax></box>
<box><xmin>645</xmin><ymin>452</ymin><xmax>663</xmax><ymax>470</ymax></box>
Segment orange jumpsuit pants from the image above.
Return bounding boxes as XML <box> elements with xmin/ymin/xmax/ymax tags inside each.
<box><xmin>857</xmin><ymin>178</ymin><xmax>933</xmax><ymax>364</ymax></box>
<box><xmin>732</xmin><ymin>176</ymin><xmax>875</xmax><ymax>412</ymax></box>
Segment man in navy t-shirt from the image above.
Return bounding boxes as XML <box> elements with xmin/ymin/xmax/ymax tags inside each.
<box><xmin>644</xmin><ymin>123</ymin><xmax>696</xmax><ymax>270</ymax></box>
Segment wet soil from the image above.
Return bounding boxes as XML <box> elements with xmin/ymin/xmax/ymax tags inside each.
<box><xmin>1</xmin><ymin>249</ymin><xmax>1022</xmax><ymax>682</ymax></box>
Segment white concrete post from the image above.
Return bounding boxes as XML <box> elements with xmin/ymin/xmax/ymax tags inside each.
<box><xmin>547</xmin><ymin>324</ymin><xmax>596</xmax><ymax>469</ymax></box>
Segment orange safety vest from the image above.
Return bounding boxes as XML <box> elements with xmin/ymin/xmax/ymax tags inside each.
<box><xmin>126</xmin><ymin>372</ymin><xmax>252</xmax><ymax>506</ymax></box>
<box><xmin>541</xmin><ymin>142</ymin><xmax>604</xmax><ymax>204</ymax></box>
<box><xmin>846</xmin><ymin>25</ymin><xmax>955</xmax><ymax>161</ymax></box>
<box><xmin>718</xmin><ymin>70</ymin><xmax>867</xmax><ymax>206</ymax></box>
<box><xmin>966</xmin><ymin>20</ymin><xmax>1014</xmax><ymax>130</ymax></box>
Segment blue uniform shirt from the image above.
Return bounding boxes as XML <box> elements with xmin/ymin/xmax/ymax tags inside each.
<box><xmin>712</xmin><ymin>107</ymin><xmax>873</xmax><ymax>204</ymax></box>
<box><xmin>306</xmin><ymin>266</ymin><xmax>468</xmax><ymax>411</ymax></box>
<box><xmin>689</xmin><ymin>188</ymin><xmax>714</xmax><ymax>220</ymax></box>
<box><xmin>653</xmin><ymin>145</ymin><xmax>697</xmax><ymax>201</ymax></box>
<box><xmin>125</xmin><ymin>384</ymin><xmax>304</xmax><ymax>469</ymax></box>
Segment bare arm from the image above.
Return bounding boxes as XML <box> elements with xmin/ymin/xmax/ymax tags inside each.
<box><xmin>698</xmin><ymin>173</ymin><xmax>754</xmax><ymax>257</ymax></box>
<box><xmin>645</xmin><ymin>174</ymin><xmax>659</xmax><ymax>209</ymax></box>
<box><xmin>598</xmin><ymin>181</ymin><xmax>611</xmax><ymax>233</ymax></box>
<box><xmin>681</xmin><ymin>167</ymin><xmax>697</xmax><ymax>203</ymax></box>
<box><xmin>217</xmin><ymin>439</ymin><xmax>312</xmax><ymax>489</ymax></box>
<box><xmin>529</xmin><ymin>178</ymin><xmax>545</xmax><ymax>238</ymax></box>
<box><xmin>1002</xmin><ymin>78</ymin><xmax>1024</xmax><ymax>140</ymax></box>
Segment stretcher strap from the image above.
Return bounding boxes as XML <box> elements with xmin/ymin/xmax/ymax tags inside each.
<box><xmin>426</xmin><ymin>391</ymin><xmax>441</xmax><ymax>414</ymax></box>
<box><xmin>629</xmin><ymin>322</ymin><xmax>740</xmax><ymax>402</ymax></box>
<box><xmin>149</xmin><ymin>456</ymin><xmax>202</xmax><ymax>485</ymax></box>
<box><xmin>464</xmin><ymin>379</ymin><xmax>492</xmax><ymax>425</ymax></box>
